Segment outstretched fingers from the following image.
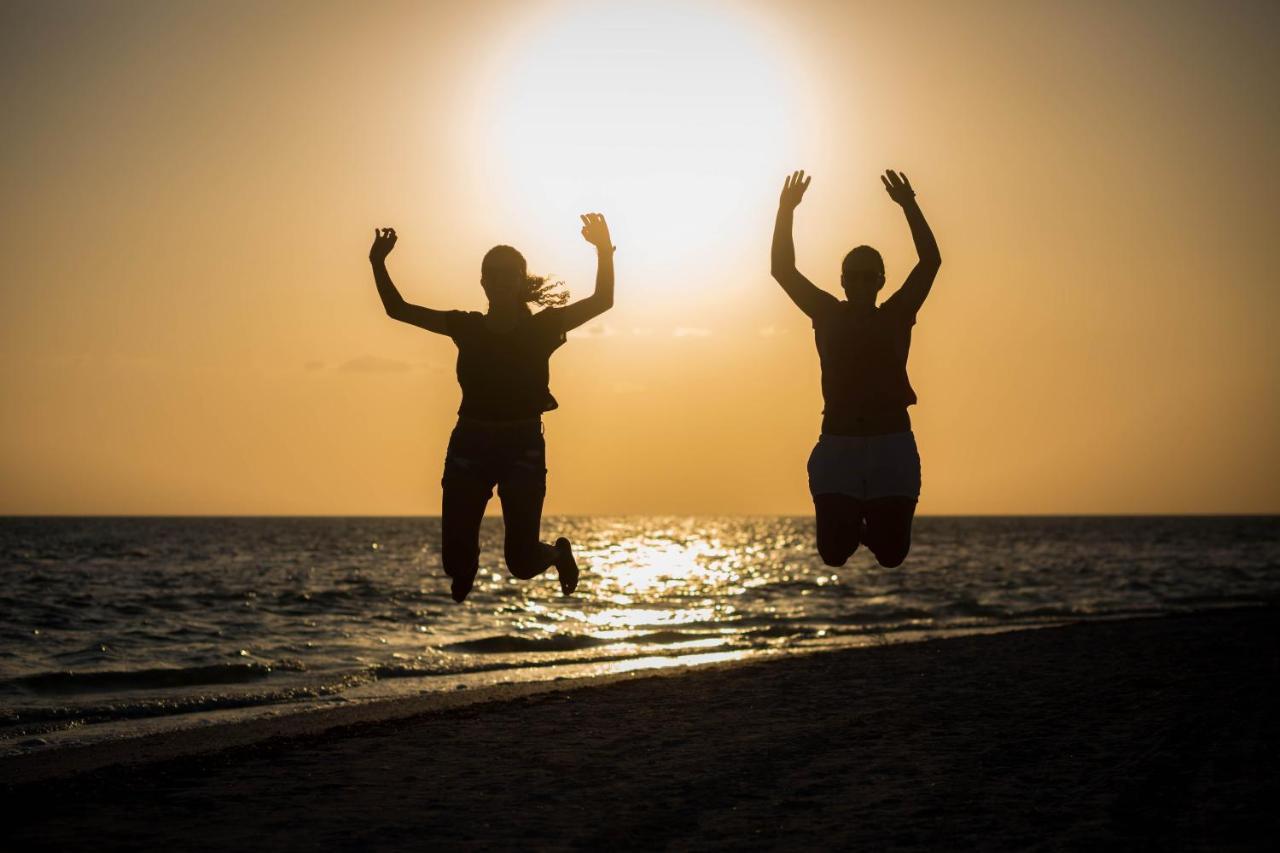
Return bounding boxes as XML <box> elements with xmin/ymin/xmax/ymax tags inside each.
<box><xmin>781</xmin><ymin>170</ymin><xmax>811</xmax><ymax>209</ymax></box>
<box><xmin>883</xmin><ymin>170</ymin><xmax>912</xmax><ymax>189</ymax></box>
<box><xmin>579</xmin><ymin>212</ymin><xmax>611</xmax><ymax>248</ymax></box>
<box><xmin>881</xmin><ymin>170</ymin><xmax>916</xmax><ymax>204</ymax></box>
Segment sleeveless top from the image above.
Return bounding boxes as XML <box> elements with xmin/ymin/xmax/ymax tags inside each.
<box><xmin>812</xmin><ymin>291</ymin><xmax>918</xmax><ymax>434</ymax></box>
<box><xmin>446</xmin><ymin>309</ymin><xmax>566</xmax><ymax>420</ymax></box>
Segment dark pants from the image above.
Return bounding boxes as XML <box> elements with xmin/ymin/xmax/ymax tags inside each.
<box><xmin>440</xmin><ymin>421</ymin><xmax>557</xmax><ymax>594</ymax></box>
<box><xmin>813</xmin><ymin>493</ymin><xmax>917</xmax><ymax>568</ymax></box>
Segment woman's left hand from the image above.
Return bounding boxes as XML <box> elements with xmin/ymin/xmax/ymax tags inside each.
<box><xmin>881</xmin><ymin>170</ymin><xmax>916</xmax><ymax>206</ymax></box>
<box><xmin>580</xmin><ymin>213</ymin><xmax>613</xmax><ymax>251</ymax></box>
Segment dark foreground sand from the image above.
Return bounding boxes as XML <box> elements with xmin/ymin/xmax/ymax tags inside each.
<box><xmin>5</xmin><ymin>608</ymin><xmax>1277</xmax><ymax>851</ymax></box>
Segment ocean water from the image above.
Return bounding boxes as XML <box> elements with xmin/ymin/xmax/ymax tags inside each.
<box><xmin>2</xmin><ymin>516</ymin><xmax>1277</xmax><ymax>751</ymax></box>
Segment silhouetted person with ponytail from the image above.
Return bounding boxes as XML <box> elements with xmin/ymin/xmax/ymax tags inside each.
<box><xmin>771</xmin><ymin>169</ymin><xmax>941</xmax><ymax>568</ymax></box>
<box><xmin>369</xmin><ymin>214</ymin><xmax>615</xmax><ymax>601</ymax></box>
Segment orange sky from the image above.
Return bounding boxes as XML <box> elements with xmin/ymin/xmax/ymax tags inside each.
<box><xmin>2</xmin><ymin>0</ymin><xmax>1277</xmax><ymax>515</ymax></box>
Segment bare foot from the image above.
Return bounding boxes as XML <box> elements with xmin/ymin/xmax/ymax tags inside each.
<box><xmin>554</xmin><ymin>537</ymin><xmax>579</xmax><ymax>596</ymax></box>
<box><xmin>450</xmin><ymin>573</ymin><xmax>474</xmax><ymax>603</ymax></box>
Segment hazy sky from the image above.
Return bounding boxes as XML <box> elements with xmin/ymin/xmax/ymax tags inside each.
<box><xmin>2</xmin><ymin>0</ymin><xmax>1277</xmax><ymax>515</ymax></box>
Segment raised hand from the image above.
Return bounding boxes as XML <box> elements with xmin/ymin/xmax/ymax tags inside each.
<box><xmin>779</xmin><ymin>170</ymin><xmax>811</xmax><ymax>211</ymax></box>
<box><xmin>580</xmin><ymin>212</ymin><xmax>613</xmax><ymax>251</ymax></box>
<box><xmin>369</xmin><ymin>227</ymin><xmax>397</xmax><ymax>262</ymax></box>
<box><xmin>881</xmin><ymin>170</ymin><xmax>916</xmax><ymax>206</ymax></box>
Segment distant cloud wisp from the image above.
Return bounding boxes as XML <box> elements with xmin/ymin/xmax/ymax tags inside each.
<box><xmin>338</xmin><ymin>356</ymin><xmax>413</xmax><ymax>373</ymax></box>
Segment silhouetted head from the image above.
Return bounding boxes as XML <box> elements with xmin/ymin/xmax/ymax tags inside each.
<box><xmin>841</xmin><ymin>246</ymin><xmax>885</xmax><ymax>304</ymax></box>
<box><xmin>480</xmin><ymin>245</ymin><xmax>568</xmax><ymax>308</ymax></box>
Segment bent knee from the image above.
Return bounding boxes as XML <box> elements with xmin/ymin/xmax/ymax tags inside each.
<box><xmin>818</xmin><ymin>542</ymin><xmax>857</xmax><ymax>568</ymax></box>
<box><xmin>503</xmin><ymin>547</ymin><xmax>543</xmax><ymax>580</ymax></box>
<box><xmin>872</xmin><ymin>545</ymin><xmax>909</xmax><ymax>568</ymax></box>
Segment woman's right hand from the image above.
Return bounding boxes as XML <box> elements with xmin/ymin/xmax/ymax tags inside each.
<box><xmin>778</xmin><ymin>170</ymin><xmax>811</xmax><ymax>211</ymax></box>
<box><xmin>580</xmin><ymin>213</ymin><xmax>613</xmax><ymax>251</ymax></box>
<box><xmin>369</xmin><ymin>227</ymin><xmax>397</xmax><ymax>262</ymax></box>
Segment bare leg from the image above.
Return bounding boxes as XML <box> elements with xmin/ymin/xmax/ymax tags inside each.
<box><xmin>441</xmin><ymin>474</ymin><xmax>491</xmax><ymax>603</ymax></box>
<box><xmin>497</xmin><ymin>478</ymin><xmax>558</xmax><ymax>580</ymax></box>
<box><xmin>813</xmin><ymin>493</ymin><xmax>863</xmax><ymax>567</ymax></box>
<box><xmin>861</xmin><ymin>497</ymin><xmax>917</xmax><ymax>568</ymax></box>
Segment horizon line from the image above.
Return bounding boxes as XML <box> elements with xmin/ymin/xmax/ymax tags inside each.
<box><xmin>2</xmin><ymin>513</ymin><xmax>1277</xmax><ymax>520</ymax></box>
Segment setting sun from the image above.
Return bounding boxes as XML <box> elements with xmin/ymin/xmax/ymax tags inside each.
<box><xmin>475</xmin><ymin>1</ymin><xmax>799</xmax><ymax>282</ymax></box>
<box><xmin>0</xmin><ymin>0</ymin><xmax>1275</xmax><ymax>517</ymax></box>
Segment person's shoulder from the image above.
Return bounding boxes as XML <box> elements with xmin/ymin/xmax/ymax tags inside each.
<box><xmin>531</xmin><ymin>306</ymin><xmax>570</xmax><ymax>331</ymax></box>
<box><xmin>532</xmin><ymin>306</ymin><xmax>569</xmax><ymax>342</ymax></box>
<box><xmin>877</xmin><ymin>291</ymin><xmax>917</xmax><ymax>325</ymax></box>
<box><xmin>445</xmin><ymin>310</ymin><xmax>484</xmax><ymax>337</ymax></box>
<box><xmin>811</xmin><ymin>297</ymin><xmax>847</xmax><ymax>326</ymax></box>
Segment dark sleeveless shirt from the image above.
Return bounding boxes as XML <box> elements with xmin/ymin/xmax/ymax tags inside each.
<box><xmin>446</xmin><ymin>309</ymin><xmax>566</xmax><ymax>420</ymax></box>
<box><xmin>812</xmin><ymin>291</ymin><xmax>918</xmax><ymax>434</ymax></box>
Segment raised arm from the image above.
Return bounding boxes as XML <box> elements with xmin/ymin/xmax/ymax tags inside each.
<box><xmin>881</xmin><ymin>170</ymin><xmax>941</xmax><ymax>316</ymax></box>
<box><xmin>771</xmin><ymin>170</ymin><xmax>838</xmax><ymax>318</ymax></box>
<box><xmin>369</xmin><ymin>227</ymin><xmax>451</xmax><ymax>335</ymax></box>
<box><xmin>555</xmin><ymin>213</ymin><xmax>615</xmax><ymax>332</ymax></box>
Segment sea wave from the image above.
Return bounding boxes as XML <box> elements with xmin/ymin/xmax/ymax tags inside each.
<box><xmin>442</xmin><ymin>634</ymin><xmax>616</xmax><ymax>654</ymax></box>
<box><xmin>0</xmin><ymin>662</ymin><xmax>291</xmax><ymax>695</ymax></box>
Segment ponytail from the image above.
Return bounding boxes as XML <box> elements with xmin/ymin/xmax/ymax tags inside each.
<box><xmin>482</xmin><ymin>245</ymin><xmax>569</xmax><ymax>308</ymax></box>
<box><xmin>521</xmin><ymin>273</ymin><xmax>569</xmax><ymax>307</ymax></box>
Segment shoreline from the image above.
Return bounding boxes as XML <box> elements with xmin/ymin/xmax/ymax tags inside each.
<box><xmin>11</xmin><ymin>606</ymin><xmax>1266</xmax><ymax>769</ymax></box>
<box><xmin>3</xmin><ymin>619</ymin><xmax>1064</xmax><ymax>785</ymax></box>
<box><xmin>6</xmin><ymin>606</ymin><xmax>1277</xmax><ymax>849</ymax></box>
<box><xmin>8</xmin><ymin>608</ymin><xmax>1213</xmax><ymax>782</ymax></box>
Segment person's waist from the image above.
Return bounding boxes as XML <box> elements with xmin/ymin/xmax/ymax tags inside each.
<box><xmin>456</xmin><ymin>414</ymin><xmax>543</xmax><ymax>431</ymax></box>
<box><xmin>821</xmin><ymin>407</ymin><xmax>911</xmax><ymax>437</ymax></box>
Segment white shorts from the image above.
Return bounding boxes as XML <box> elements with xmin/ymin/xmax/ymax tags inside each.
<box><xmin>807</xmin><ymin>431</ymin><xmax>921</xmax><ymax>500</ymax></box>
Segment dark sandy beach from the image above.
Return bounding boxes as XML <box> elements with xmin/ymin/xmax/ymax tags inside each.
<box><xmin>5</xmin><ymin>608</ymin><xmax>1277</xmax><ymax>851</ymax></box>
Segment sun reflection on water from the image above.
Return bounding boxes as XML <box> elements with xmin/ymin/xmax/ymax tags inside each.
<box><xmin>589</xmin><ymin>534</ymin><xmax>743</xmax><ymax>597</ymax></box>
<box><xmin>422</xmin><ymin>519</ymin><xmax>867</xmax><ymax>683</ymax></box>
<box><xmin>603</xmin><ymin>648</ymin><xmax>756</xmax><ymax>676</ymax></box>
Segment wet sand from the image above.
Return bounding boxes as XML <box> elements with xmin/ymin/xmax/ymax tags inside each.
<box><xmin>5</xmin><ymin>608</ymin><xmax>1277</xmax><ymax>851</ymax></box>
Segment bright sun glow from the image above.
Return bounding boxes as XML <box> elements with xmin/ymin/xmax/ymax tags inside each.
<box><xmin>477</xmin><ymin>1</ymin><xmax>797</xmax><ymax>284</ymax></box>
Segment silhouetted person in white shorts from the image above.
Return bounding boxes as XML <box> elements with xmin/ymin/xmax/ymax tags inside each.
<box><xmin>771</xmin><ymin>169</ymin><xmax>941</xmax><ymax>567</ymax></box>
